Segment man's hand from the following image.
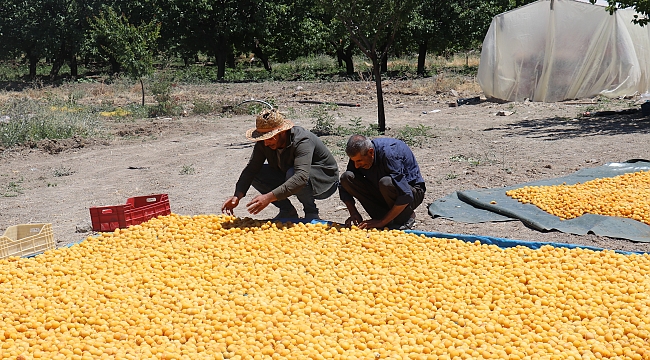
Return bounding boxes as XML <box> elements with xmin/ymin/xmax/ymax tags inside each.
<box><xmin>358</xmin><ymin>219</ymin><xmax>387</xmax><ymax>230</ymax></box>
<box><xmin>344</xmin><ymin>202</ymin><xmax>363</xmax><ymax>227</ymax></box>
<box><xmin>345</xmin><ymin>212</ymin><xmax>363</xmax><ymax>227</ymax></box>
<box><xmin>246</xmin><ymin>193</ymin><xmax>277</xmax><ymax>215</ymax></box>
<box><xmin>221</xmin><ymin>196</ymin><xmax>240</xmax><ymax>215</ymax></box>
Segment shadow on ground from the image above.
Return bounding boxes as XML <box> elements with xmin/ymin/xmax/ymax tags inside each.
<box><xmin>485</xmin><ymin>112</ymin><xmax>650</xmax><ymax>140</ymax></box>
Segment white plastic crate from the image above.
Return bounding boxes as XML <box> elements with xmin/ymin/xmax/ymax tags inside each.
<box><xmin>0</xmin><ymin>223</ymin><xmax>55</xmax><ymax>259</ymax></box>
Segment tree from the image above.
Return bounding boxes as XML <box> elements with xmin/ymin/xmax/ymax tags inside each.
<box><xmin>161</xmin><ymin>0</ymin><xmax>263</xmax><ymax>80</ymax></box>
<box><xmin>601</xmin><ymin>0</ymin><xmax>650</xmax><ymax>25</ymax></box>
<box><xmin>0</xmin><ymin>0</ymin><xmax>50</xmax><ymax>79</ymax></box>
<box><xmin>319</xmin><ymin>0</ymin><xmax>416</xmax><ymax>133</ymax></box>
<box><xmin>45</xmin><ymin>0</ymin><xmax>95</xmax><ymax>80</ymax></box>
<box><xmin>404</xmin><ymin>0</ymin><xmax>534</xmax><ymax>76</ymax></box>
<box><xmin>88</xmin><ymin>7</ymin><xmax>161</xmax><ymax>106</ymax></box>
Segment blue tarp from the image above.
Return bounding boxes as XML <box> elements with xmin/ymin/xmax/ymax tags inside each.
<box><xmin>429</xmin><ymin>160</ymin><xmax>650</xmax><ymax>242</ymax></box>
<box><xmin>404</xmin><ymin>229</ymin><xmax>646</xmax><ymax>255</ymax></box>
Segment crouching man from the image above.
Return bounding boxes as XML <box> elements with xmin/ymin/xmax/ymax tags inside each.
<box><xmin>339</xmin><ymin>134</ymin><xmax>426</xmax><ymax>230</ymax></box>
<box><xmin>222</xmin><ymin>108</ymin><xmax>339</xmax><ymax>220</ymax></box>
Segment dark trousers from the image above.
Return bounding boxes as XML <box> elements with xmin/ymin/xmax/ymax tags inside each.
<box><xmin>252</xmin><ymin>164</ymin><xmax>337</xmax><ymax>215</ymax></box>
<box><xmin>340</xmin><ymin>171</ymin><xmax>425</xmax><ymax>226</ymax></box>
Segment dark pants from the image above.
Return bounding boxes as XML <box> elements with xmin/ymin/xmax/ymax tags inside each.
<box><xmin>340</xmin><ymin>171</ymin><xmax>425</xmax><ymax>226</ymax></box>
<box><xmin>252</xmin><ymin>164</ymin><xmax>337</xmax><ymax>216</ymax></box>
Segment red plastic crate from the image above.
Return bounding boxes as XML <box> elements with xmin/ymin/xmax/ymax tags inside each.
<box><xmin>89</xmin><ymin>194</ymin><xmax>171</xmax><ymax>232</ymax></box>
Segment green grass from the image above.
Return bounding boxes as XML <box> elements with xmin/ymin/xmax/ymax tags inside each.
<box><xmin>3</xmin><ymin>177</ymin><xmax>24</xmax><ymax>197</ymax></box>
<box><xmin>180</xmin><ymin>164</ymin><xmax>196</xmax><ymax>175</ymax></box>
<box><xmin>392</xmin><ymin>124</ymin><xmax>433</xmax><ymax>148</ymax></box>
<box><xmin>0</xmin><ymin>53</ymin><xmax>480</xmax><ymax>84</ymax></box>
<box><xmin>0</xmin><ymin>98</ymin><xmax>102</xmax><ymax>148</ymax></box>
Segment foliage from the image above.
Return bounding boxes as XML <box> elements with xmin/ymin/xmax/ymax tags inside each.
<box><xmin>88</xmin><ymin>6</ymin><xmax>160</xmax><ymax>105</ymax></box>
<box><xmin>317</xmin><ymin>0</ymin><xmax>417</xmax><ymax>133</ymax></box>
<box><xmin>3</xmin><ymin>177</ymin><xmax>24</xmax><ymax>197</ymax></box>
<box><xmin>179</xmin><ymin>164</ymin><xmax>196</xmax><ymax>175</ymax></box>
<box><xmin>0</xmin><ymin>0</ymin><xmax>512</xmax><ymax>85</ymax></box>
<box><xmin>255</xmin><ymin>0</ymin><xmax>332</xmax><ymax>64</ymax></box>
<box><xmin>0</xmin><ymin>98</ymin><xmax>101</xmax><ymax>148</ymax></box>
<box><xmin>602</xmin><ymin>0</ymin><xmax>650</xmax><ymax>25</ymax></box>
<box><xmin>192</xmin><ymin>99</ymin><xmax>217</xmax><ymax>115</ymax></box>
<box><xmin>338</xmin><ymin>117</ymin><xmax>380</xmax><ymax>137</ymax></box>
<box><xmin>53</xmin><ymin>166</ymin><xmax>75</xmax><ymax>177</ymax></box>
<box><xmin>393</xmin><ymin>124</ymin><xmax>433</xmax><ymax>148</ymax></box>
<box><xmin>310</xmin><ymin>105</ymin><xmax>338</xmax><ymax>136</ymax></box>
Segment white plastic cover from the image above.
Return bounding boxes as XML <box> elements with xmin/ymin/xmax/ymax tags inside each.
<box><xmin>477</xmin><ymin>0</ymin><xmax>650</xmax><ymax>102</ymax></box>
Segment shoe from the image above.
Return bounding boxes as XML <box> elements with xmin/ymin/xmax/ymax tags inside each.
<box><xmin>273</xmin><ymin>208</ymin><xmax>299</xmax><ymax>219</ymax></box>
<box><xmin>304</xmin><ymin>213</ymin><xmax>320</xmax><ymax>221</ymax></box>
<box><xmin>397</xmin><ymin>215</ymin><xmax>416</xmax><ymax>230</ymax></box>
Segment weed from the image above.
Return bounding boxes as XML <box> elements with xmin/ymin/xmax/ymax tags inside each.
<box><xmin>192</xmin><ymin>98</ymin><xmax>216</xmax><ymax>115</ymax></box>
<box><xmin>310</xmin><ymin>105</ymin><xmax>338</xmax><ymax>136</ymax></box>
<box><xmin>180</xmin><ymin>164</ymin><xmax>196</xmax><ymax>175</ymax></box>
<box><xmin>339</xmin><ymin>117</ymin><xmax>380</xmax><ymax>137</ymax></box>
<box><xmin>148</xmin><ymin>76</ymin><xmax>182</xmax><ymax>117</ymax></box>
<box><xmin>67</xmin><ymin>89</ymin><xmax>86</xmax><ymax>104</ymax></box>
<box><xmin>244</xmin><ymin>99</ymin><xmax>277</xmax><ymax>115</ymax></box>
<box><xmin>0</xmin><ymin>98</ymin><xmax>101</xmax><ymax>148</ymax></box>
<box><xmin>47</xmin><ymin>183</ymin><xmax>57</xmax><ymax>187</ymax></box>
<box><xmin>3</xmin><ymin>177</ymin><xmax>24</xmax><ymax>197</ymax></box>
<box><xmin>445</xmin><ymin>173</ymin><xmax>458</xmax><ymax>180</ymax></box>
<box><xmin>124</xmin><ymin>104</ymin><xmax>148</xmax><ymax>119</ymax></box>
<box><xmin>450</xmin><ymin>153</ymin><xmax>495</xmax><ymax>166</ymax></box>
<box><xmin>393</xmin><ymin>124</ymin><xmax>432</xmax><ymax>148</ymax></box>
<box><xmin>53</xmin><ymin>166</ymin><xmax>75</xmax><ymax>177</ymax></box>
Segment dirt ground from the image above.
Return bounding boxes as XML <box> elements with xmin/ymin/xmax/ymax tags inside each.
<box><xmin>1</xmin><ymin>79</ymin><xmax>650</xmax><ymax>254</ymax></box>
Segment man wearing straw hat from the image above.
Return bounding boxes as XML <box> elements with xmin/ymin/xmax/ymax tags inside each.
<box><xmin>222</xmin><ymin>108</ymin><xmax>339</xmax><ymax>220</ymax></box>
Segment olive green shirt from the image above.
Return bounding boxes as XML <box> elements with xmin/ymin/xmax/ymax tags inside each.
<box><xmin>235</xmin><ymin>126</ymin><xmax>339</xmax><ymax>200</ymax></box>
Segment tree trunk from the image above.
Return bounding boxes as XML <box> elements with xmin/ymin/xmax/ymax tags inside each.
<box><xmin>69</xmin><ymin>55</ymin><xmax>78</xmax><ymax>78</ymax></box>
<box><xmin>417</xmin><ymin>42</ymin><xmax>427</xmax><ymax>75</ymax></box>
<box><xmin>227</xmin><ymin>51</ymin><xmax>235</xmax><ymax>68</ymax></box>
<box><xmin>109</xmin><ymin>55</ymin><xmax>121</xmax><ymax>75</ymax></box>
<box><xmin>28</xmin><ymin>54</ymin><xmax>38</xmax><ymax>80</ymax></box>
<box><xmin>372</xmin><ymin>56</ymin><xmax>386</xmax><ymax>134</ymax></box>
<box><xmin>335</xmin><ymin>47</ymin><xmax>343</xmax><ymax>67</ymax></box>
<box><xmin>50</xmin><ymin>41</ymin><xmax>67</xmax><ymax>81</ymax></box>
<box><xmin>215</xmin><ymin>47</ymin><xmax>227</xmax><ymax>80</ymax></box>
<box><xmin>343</xmin><ymin>44</ymin><xmax>354</xmax><ymax>76</ymax></box>
<box><xmin>140</xmin><ymin>78</ymin><xmax>145</xmax><ymax>106</ymax></box>
<box><xmin>253</xmin><ymin>47</ymin><xmax>271</xmax><ymax>72</ymax></box>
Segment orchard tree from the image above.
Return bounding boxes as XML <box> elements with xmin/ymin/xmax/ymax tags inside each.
<box><xmin>88</xmin><ymin>7</ymin><xmax>161</xmax><ymax>106</ymax></box>
<box><xmin>166</xmin><ymin>0</ymin><xmax>263</xmax><ymax>80</ymax></box>
<box><xmin>600</xmin><ymin>0</ymin><xmax>649</xmax><ymax>25</ymax></box>
<box><xmin>45</xmin><ymin>0</ymin><xmax>94</xmax><ymax>80</ymax></box>
<box><xmin>319</xmin><ymin>0</ymin><xmax>417</xmax><ymax>133</ymax></box>
<box><xmin>0</xmin><ymin>0</ymin><xmax>50</xmax><ymax>79</ymax></box>
<box><xmin>247</xmin><ymin>0</ymin><xmax>329</xmax><ymax>72</ymax></box>
<box><xmin>405</xmin><ymin>0</ymin><xmax>534</xmax><ymax>75</ymax></box>
<box><xmin>405</xmin><ymin>1</ymin><xmax>457</xmax><ymax>75</ymax></box>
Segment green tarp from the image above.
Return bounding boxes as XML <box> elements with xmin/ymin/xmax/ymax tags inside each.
<box><xmin>429</xmin><ymin>160</ymin><xmax>650</xmax><ymax>242</ymax></box>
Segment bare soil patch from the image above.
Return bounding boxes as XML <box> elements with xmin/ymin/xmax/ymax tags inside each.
<box><xmin>2</xmin><ymin>79</ymin><xmax>650</xmax><ymax>253</ymax></box>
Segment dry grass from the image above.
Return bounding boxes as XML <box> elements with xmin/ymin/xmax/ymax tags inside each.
<box><xmin>386</xmin><ymin>53</ymin><xmax>481</xmax><ymax>73</ymax></box>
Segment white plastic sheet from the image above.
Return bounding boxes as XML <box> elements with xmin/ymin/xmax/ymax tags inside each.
<box><xmin>478</xmin><ymin>0</ymin><xmax>650</xmax><ymax>102</ymax></box>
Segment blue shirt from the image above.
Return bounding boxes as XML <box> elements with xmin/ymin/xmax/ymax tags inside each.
<box><xmin>340</xmin><ymin>138</ymin><xmax>425</xmax><ymax>205</ymax></box>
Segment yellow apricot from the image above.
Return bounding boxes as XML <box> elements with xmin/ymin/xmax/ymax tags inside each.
<box><xmin>0</xmin><ymin>214</ymin><xmax>648</xmax><ymax>358</ymax></box>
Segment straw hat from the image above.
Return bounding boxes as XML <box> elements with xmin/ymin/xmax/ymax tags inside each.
<box><xmin>245</xmin><ymin>108</ymin><xmax>294</xmax><ymax>141</ymax></box>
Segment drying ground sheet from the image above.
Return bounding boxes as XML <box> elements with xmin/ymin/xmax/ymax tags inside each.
<box><xmin>429</xmin><ymin>161</ymin><xmax>650</xmax><ymax>242</ymax></box>
<box><xmin>1</xmin><ymin>214</ymin><xmax>649</xmax><ymax>359</ymax></box>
